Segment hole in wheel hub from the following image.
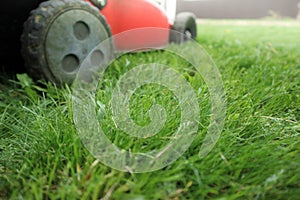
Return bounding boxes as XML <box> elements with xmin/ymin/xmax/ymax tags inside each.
<box><xmin>91</xmin><ymin>50</ymin><xmax>104</xmax><ymax>66</ymax></box>
<box><xmin>73</xmin><ymin>21</ymin><xmax>90</xmax><ymax>40</ymax></box>
<box><xmin>62</xmin><ymin>54</ymin><xmax>80</xmax><ymax>73</ymax></box>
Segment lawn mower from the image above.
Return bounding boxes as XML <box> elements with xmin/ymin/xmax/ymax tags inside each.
<box><xmin>0</xmin><ymin>0</ymin><xmax>197</xmax><ymax>85</ymax></box>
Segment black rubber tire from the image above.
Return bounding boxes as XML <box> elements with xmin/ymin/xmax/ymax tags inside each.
<box><xmin>21</xmin><ymin>0</ymin><xmax>113</xmax><ymax>85</ymax></box>
<box><xmin>170</xmin><ymin>12</ymin><xmax>197</xmax><ymax>44</ymax></box>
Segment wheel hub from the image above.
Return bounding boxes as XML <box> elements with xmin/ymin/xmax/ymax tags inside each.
<box><xmin>45</xmin><ymin>10</ymin><xmax>109</xmax><ymax>83</ymax></box>
<box><xmin>184</xmin><ymin>30</ymin><xmax>192</xmax><ymax>39</ymax></box>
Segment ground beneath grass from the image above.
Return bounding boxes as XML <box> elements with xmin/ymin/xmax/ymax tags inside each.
<box><xmin>1</xmin><ymin>20</ymin><xmax>299</xmax><ymax>199</ymax></box>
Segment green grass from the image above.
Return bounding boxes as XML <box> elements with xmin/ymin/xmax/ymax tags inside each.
<box><xmin>1</xmin><ymin>21</ymin><xmax>300</xmax><ymax>199</ymax></box>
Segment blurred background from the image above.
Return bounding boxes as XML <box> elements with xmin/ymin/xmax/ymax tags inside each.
<box><xmin>176</xmin><ymin>0</ymin><xmax>300</xmax><ymax>19</ymax></box>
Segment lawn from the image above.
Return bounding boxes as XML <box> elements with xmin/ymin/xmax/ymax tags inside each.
<box><xmin>1</xmin><ymin>20</ymin><xmax>300</xmax><ymax>199</ymax></box>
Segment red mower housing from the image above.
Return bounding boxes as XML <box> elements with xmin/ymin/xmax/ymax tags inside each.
<box><xmin>99</xmin><ymin>0</ymin><xmax>170</xmax><ymax>50</ymax></box>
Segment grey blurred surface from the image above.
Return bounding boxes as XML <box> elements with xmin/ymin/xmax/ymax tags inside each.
<box><xmin>177</xmin><ymin>0</ymin><xmax>299</xmax><ymax>19</ymax></box>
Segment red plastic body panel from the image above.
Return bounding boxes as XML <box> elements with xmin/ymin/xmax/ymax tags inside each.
<box><xmin>89</xmin><ymin>0</ymin><xmax>171</xmax><ymax>51</ymax></box>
